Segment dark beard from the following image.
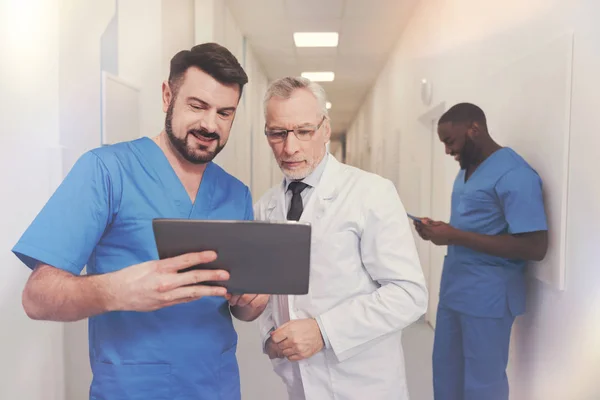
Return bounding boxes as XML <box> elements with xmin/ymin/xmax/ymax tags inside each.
<box><xmin>164</xmin><ymin>101</ymin><xmax>225</xmax><ymax>164</ymax></box>
<box><xmin>459</xmin><ymin>136</ymin><xmax>479</xmax><ymax>170</ymax></box>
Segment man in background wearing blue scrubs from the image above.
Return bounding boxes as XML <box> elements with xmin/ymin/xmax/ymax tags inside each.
<box><xmin>12</xmin><ymin>43</ymin><xmax>267</xmax><ymax>400</ymax></box>
<box><xmin>414</xmin><ymin>103</ymin><xmax>549</xmax><ymax>400</ymax></box>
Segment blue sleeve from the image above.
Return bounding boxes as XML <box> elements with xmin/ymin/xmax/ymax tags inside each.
<box><xmin>243</xmin><ymin>187</ymin><xmax>254</xmax><ymax>221</ymax></box>
<box><xmin>12</xmin><ymin>151</ymin><xmax>114</xmax><ymax>275</ymax></box>
<box><xmin>495</xmin><ymin>167</ymin><xmax>548</xmax><ymax>235</ymax></box>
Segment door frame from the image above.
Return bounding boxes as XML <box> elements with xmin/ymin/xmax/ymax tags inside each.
<box><xmin>417</xmin><ymin>102</ymin><xmax>447</xmax><ymax>330</ymax></box>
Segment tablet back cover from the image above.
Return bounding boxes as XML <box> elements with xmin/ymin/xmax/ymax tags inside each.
<box><xmin>152</xmin><ymin>219</ymin><xmax>311</xmax><ymax>295</ymax></box>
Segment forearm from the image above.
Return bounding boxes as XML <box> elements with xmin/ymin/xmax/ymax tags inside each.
<box><xmin>22</xmin><ymin>264</ymin><xmax>115</xmax><ymax>322</ymax></box>
<box><xmin>452</xmin><ymin>230</ymin><xmax>545</xmax><ymax>261</ymax></box>
<box><xmin>319</xmin><ymin>281</ymin><xmax>427</xmax><ymax>360</ymax></box>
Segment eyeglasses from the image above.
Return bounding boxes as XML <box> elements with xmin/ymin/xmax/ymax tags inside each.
<box><xmin>264</xmin><ymin>116</ymin><xmax>326</xmax><ymax>144</ymax></box>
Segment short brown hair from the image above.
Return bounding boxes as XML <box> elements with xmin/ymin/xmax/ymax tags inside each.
<box><xmin>168</xmin><ymin>42</ymin><xmax>248</xmax><ymax>98</ymax></box>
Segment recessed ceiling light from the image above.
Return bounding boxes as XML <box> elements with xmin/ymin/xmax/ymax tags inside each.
<box><xmin>293</xmin><ymin>32</ymin><xmax>339</xmax><ymax>47</ymax></box>
<box><xmin>301</xmin><ymin>72</ymin><xmax>335</xmax><ymax>82</ymax></box>
<box><xmin>326</xmin><ymin>102</ymin><xmax>332</xmax><ymax>110</ymax></box>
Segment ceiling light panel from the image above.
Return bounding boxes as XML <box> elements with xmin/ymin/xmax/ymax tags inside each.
<box><xmin>301</xmin><ymin>72</ymin><xmax>335</xmax><ymax>82</ymax></box>
<box><xmin>294</xmin><ymin>32</ymin><xmax>339</xmax><ymax>47</ymax></box>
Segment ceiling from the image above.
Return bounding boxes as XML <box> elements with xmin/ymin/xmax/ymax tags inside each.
<box><xmin>226</xmin><ymin>0</ymin><xmax>419</xmax><ymax>138</ymax></box>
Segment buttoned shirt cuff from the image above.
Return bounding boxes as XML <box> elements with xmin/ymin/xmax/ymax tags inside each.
<box><xmin>315</xmin><ymin>316</ymin><xmax>331</xmax><ymax>349</ymax></box>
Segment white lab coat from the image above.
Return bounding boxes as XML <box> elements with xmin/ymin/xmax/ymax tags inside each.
<box><xmin>255</xmin><ymin>155</ymin><xmax>428</xmax><ymax>400</ymax></box>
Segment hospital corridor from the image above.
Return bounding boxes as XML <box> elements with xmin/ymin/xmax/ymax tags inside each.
<box><xmin>1</xmin><ymin>0</ymin><xmax>600</xmax><ymax>399</ymax></box>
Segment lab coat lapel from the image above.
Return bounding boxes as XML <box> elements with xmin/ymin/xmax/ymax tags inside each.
<box><xmin>266</xmin><ymin>180</ymin><xmax>287</xmax><ymax>221</ymax></box>
<box><xmin>299</xmin><ymin>155</ymin><xmax>341</xmax><ymax>224</ymax></box>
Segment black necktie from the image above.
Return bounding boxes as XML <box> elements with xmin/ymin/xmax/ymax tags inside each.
<box><xmin>287</xmin><ymin>181</ymin><xmax>309</xmax><ymax>221</ymax></box>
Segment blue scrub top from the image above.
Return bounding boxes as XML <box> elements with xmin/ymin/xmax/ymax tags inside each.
<box><xmin>13</xmin><ymin>137</ymin><xmax>253</xmax><ymax>400</ymax></box>
<box><xmin>440</xmin><ymin>147</ymin><xmax>547</xmax><ymax>318</ymax></box>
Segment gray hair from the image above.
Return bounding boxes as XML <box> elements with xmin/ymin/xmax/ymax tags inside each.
<box><xmin>263</xmin><ymin>76</ymin><xmax>329</xmax><ymax>119</ymax></box>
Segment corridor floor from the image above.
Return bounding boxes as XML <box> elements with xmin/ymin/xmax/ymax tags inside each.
<box><xmin>404</xmin><ymin>319</ymin><xmax>435</xmax><ymax>400</ymax></box>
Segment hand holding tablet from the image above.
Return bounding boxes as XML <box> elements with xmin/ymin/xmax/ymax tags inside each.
<box><xmin>152</xmin><ymin>219</ymin><xmax>311</xmax><ymax>295</ymax></box>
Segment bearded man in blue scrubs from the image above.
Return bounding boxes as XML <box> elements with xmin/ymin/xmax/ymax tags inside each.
<box><xmin>12</xmin><ymin>43</ymin><xmax>268</xmax><ymax>400</ymax></box>
<box><xmin>415</xmin><ymin>103</ymin><xmax>549</xmax><ymax>400</ymax></box>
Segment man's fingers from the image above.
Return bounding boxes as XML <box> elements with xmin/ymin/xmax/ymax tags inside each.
<box><xmin>282</xmin><ymin>348</ymin><xmax>296</xmax><ymax>357</ymax></box>
<box><xmin>266</xmin><ymin>341</ymin><xmax>282</xmax><ymax>359</ymax></box>
<box><xmin>159</xmin><ymin>269</ymin><xmax>229</xmax><ymax>292</ymax></box>
<box><xmin>270</xmin><ymin>329</ymin><xmax>288</xmax><ymax>344</ymax></box>
<box><xmin>420</xmin><ymin>223</ymin><xmax>433</xmax><ymax>233</ymax></box>
<box><xmin>160</xmin><ymin>251</ymin><xmax>218</xmax><ymax>272</ymax></box>
<box><xmin>227</xmin><ymin>294</ymin><xmax>241</xmax><ymax>306</ymax></box>
<box><xmin>226</xmin><ymin>294</ymin><xmax>258</xmax><ymax>307</ymax></box>
<box><xmin>271</xmin><ymin>333</ymin><xmax>286</xmax><ymax>345</ymax></box>
<box><xmin>276</xmin><ymin>338</ymin><xmax>293</xmax><ymax>351</ymax></box>
<box><xmin>160</xmin><ymin>284</ymin><xmax>227</xmax><ymax>303</ymax></box>
<box><xmin>237</xmin><ymin>294</ymin><xmax>258</xmax><ymax>307</ymax></box>
<box><xmin>268</xmin><ymin>348</ymin><xmax>283</xmax><ymax>360</ymax></box>
<box><xmin>415</xmin><ymin>225</ymin><xmax>427</xmax><ymax>239</ymax></box>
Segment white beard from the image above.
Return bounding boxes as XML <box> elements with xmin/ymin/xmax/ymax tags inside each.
<box><xmin>280</xmin><ymin>163</ymin><xmax>316</xmax><ymax>180</ymax></box>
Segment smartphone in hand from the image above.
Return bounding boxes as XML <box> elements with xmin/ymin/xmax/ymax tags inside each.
<box><xmin>407</xmin><ymin>213</ymin><xmax>422</xmax><ymax>223</ymax></box>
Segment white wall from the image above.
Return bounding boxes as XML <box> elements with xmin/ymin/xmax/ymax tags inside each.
<box><xmin>162</xmin><ymin>0</ymin><xmax>195</xmax><ymax>78</ymax></box>
<box><xmin>0</xmin><ymin>0</ymin><xmax>65</xmax><ymax>399</ymax></box>
<box><xmin>347</xmin><ymin>0</ymin><xmax>600</xmax><ymax>399</ymax></box>
<box><xmin>330</xmin><ymin>140</ymin><xmax>344</xmax><ymax>162</ymax></box>
<box><xmin>118</xmin><ymin>0</ymin><xmax>164</xmax><ymax>138</ymax></box>
<box><xmin>247</xmin><ymin>48</ymin><xmax>274</xmax><ymax>200</ymax></box>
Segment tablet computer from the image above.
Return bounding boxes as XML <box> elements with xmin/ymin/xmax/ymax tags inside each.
<box><xmin>152</xmin><ymin>219</ymin><xmax>311</xmax><ymax>295</ymax></box>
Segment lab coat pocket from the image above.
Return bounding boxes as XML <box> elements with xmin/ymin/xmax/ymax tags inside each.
<box><xmin>271</xmin><ymin>357</ymin><xmax>295</xmax><ymax>389</ymax></box>
<box><xmin>219</xmin><ymin>345</ymin><xmax>241</xmax><ymax>399</ymax></box>
<box><xmin>90</xmin><ymin>362</ymin><xmax>172</xmax><ymax>400</ymax></box>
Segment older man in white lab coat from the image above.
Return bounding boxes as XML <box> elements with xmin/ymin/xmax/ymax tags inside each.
<box><xmin>254</xmin><ymin>76</ymin><xmax>428</xmax><ymax>400</ymax></box>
